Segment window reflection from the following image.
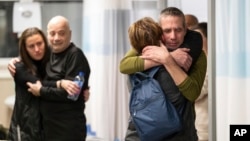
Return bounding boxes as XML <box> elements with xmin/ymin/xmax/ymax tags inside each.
<box><xmin>0</xmin><ymin>2</ymin><xmax>19</xmax><ymax>57</ymax></box>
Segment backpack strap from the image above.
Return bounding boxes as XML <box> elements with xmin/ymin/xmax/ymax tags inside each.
<box><xmin>148</xmin><ymin>66</ymin><xmax>160</xmax><ymax>78</ymax></box>
<box><xmin>129</xmin><ymin>72</ymin><xmax>147</xmax><ymax>88</ymax></box>
<box><xmin>129</xmin><ymin>67</ymin><xmax>160</xmax><ymax>88</ymax></box>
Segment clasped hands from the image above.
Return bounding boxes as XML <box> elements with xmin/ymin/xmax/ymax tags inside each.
<box><xmin>26</xmin><ymin>80</ymin><xmax>90</xmax><ymax>102</ymax></box>
<box><xmin>140</xmin><ymin>41</ymin><xmax>192</xmax><ymax>72</ymax></box>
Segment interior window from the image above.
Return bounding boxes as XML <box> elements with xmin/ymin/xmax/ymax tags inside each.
<box><xmin>0</xmin><ymin>2</ymin><xmax>19</xmax><ymax>58</ymax></box>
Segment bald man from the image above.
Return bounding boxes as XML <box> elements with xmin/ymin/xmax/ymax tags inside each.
<box><xmin>27</xmin><ymin>16</ymin><xmax>91</xmax><ymax>141</ymax></box>
<box><xmin>185</xmin><ymin>14</ymin><xmax>199</xmax><ymax>29</ymax></box>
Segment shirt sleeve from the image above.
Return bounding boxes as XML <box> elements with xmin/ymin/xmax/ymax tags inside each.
<box><xmin>181</xmin><ymin>30</ymin><xmax>203</xmax><ymax>70</ymax></box>
<box><xmin>119</xmin><ymin>48</ymin><xmax>144</xmax><ymax>74</ymax></box>
<box><xmin>40</xmin><ymin>47</ymin><xmax>90</xmax><ymax>101</ymax></box>
<box><xmin>40</xmin><ymin>86</ymin><xmax>70</xmax><ymax>101</ymax></box>
<box><xmin>196</xmin><ymin>73</ymin><xmax>208</xmax><ymax>101</ymax></box>
<box><xmin>14</xmin><ymin>62</ymin><xmax>39</xmax><ymax>88</ymax></box>
<box><xmin>42</xmin><ymin>80</ymin><xmax>57</xmax><ymax>87</ymax></box>
<box><xmin>63</xmin><ymin>48</ymin><xmax>90</xmax><ymax>90</ymax></box>
<box><xmin>177</xmin><ymin>51</ymin><xmax>207</xmax><ymax>102</ymax></box>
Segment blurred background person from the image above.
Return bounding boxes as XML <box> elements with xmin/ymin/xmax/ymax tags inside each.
<box><xmin>185</xmin><ymin>14</ymin><xmax>199</xmax><ymax>29</ymax></box>
<box><xmin>26</xmin><ymin>16</ymin><xmax>91</xmax><ymax>141</ymax></box>
<box><xmin>192</xmin><ymin>22</ymin><xmax>208</xmax><ymax>141</ymax></box>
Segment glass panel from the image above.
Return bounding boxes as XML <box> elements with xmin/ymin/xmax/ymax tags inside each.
<box><xmin>0</xmin><ymin>1</ymin><xmax>82</xmax><ymax>58</ymax></box>
<box><xmin>0</xmin><ymin>2</ymin><xmax>19</xmax><ymax>57</ymax></box>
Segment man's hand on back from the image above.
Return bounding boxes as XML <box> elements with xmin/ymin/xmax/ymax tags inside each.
<box><xmin>8</xmin><ymin>57</ymin><xmax>20</xmax><ymax>77</ymax></box>
<box><xmin>170</xmin><ymin>48</ymin><xmax>192</xmax><ymax>72</ymax></box>
<box><xmin>141</xmin><ymin>43</ymin><xmax>192</xmax><ymax>72</ymax></box>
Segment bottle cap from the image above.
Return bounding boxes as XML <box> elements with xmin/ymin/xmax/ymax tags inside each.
<box><xmin>79</xmin><ymin>71</ymin><xmax>84</xmax><ymax>76</ymax></box>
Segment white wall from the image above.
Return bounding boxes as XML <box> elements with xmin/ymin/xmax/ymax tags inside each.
<box><xmin>168</xmin><ymin>0</ymin><xmax>208</xmax><ymax>22</ymax></box>
<box><xmin>181</xmin><ymin>0</ymin><xmax>208</xmax><ymax>22</ymax></box>
<box><xmin>0</xmin><ymin>59</ymin><xmax>14</xmax><ymax>128</ymax></box>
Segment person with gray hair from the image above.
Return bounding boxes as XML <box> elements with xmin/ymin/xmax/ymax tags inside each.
<box><xmin>7</xmin><ymin>16</ymin><xmax>91</xmax><ymax>141</ymax></box>
<box><xmin>192</xmin><ymin>22</ymin><xmax>208</xmax><ymax>141</ymax></box>
<box><xmin>26</xmin><ymin>16</ymin><xmax>91</xmax><ymax>141</ymax></box>
<box><xmin>120</xmin><ymin>7</ymin><xmax>206</xmax><ymax>141</ymax></box>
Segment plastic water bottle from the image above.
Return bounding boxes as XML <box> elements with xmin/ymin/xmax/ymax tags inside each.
<box><xmin>67</xmin><ymin>72</ymin><xmax>84</xmax><ymax>101</ymax></box>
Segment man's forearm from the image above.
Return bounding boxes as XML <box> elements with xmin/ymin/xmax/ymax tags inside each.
<box><xmin>162</xmin><ymin>54</ymin><xmax>188</xmax><ymax>85</ymax></box>
<box><xmin>119</xmin><ymin>48</ymin><xmax>144</xmax><ymax>74</ymax></box>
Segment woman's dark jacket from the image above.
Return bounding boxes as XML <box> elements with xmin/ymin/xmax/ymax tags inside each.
<box><xmin>8</xmin><ymin>62</ymin><xmax>44</xmax><ymax>141</ymax></box>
